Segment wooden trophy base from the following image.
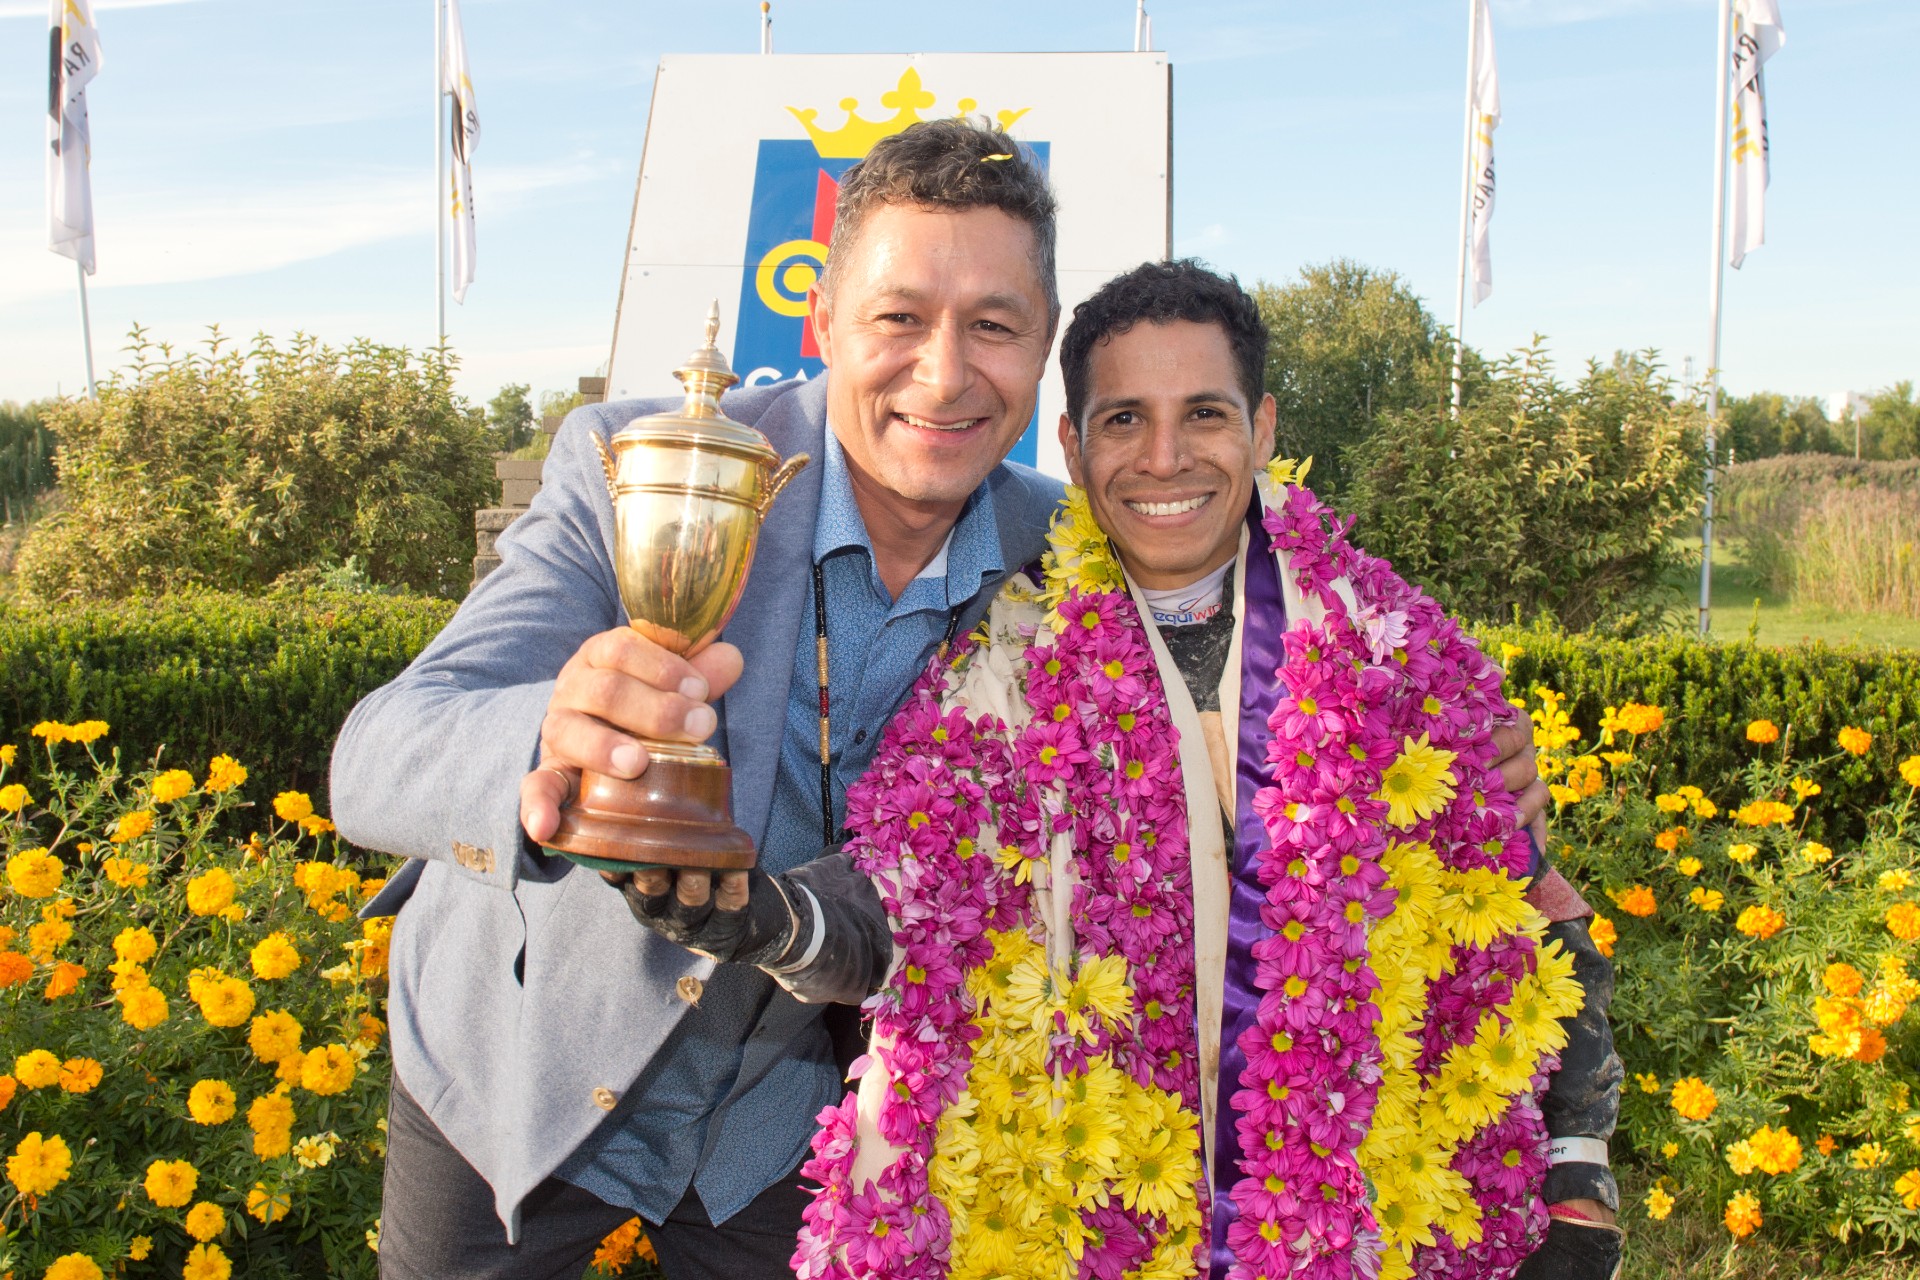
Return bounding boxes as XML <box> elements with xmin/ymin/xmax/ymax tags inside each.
<box><xmin>544</xmin><ymin>746</ymin><xmax>756</xmax><ymax>874</ymax></box>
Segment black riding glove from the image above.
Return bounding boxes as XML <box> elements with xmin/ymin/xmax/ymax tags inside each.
<box><xmin>608</xmin><ymin>867</ymin><xmax>804</xmax><ymax>968</ymax></box>
<box><xmin>1513</xmin><ymin>1215</ymin><xmax>1624</xmax><ymax>1280</ymax></box>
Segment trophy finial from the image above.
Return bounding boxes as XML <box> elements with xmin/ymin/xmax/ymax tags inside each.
<box><xmin>675</xmin><ymin>303</ymin><xmax>739</xmax><ymax>417</ymax></box>
<box><xmin>704</xmin><ymin>300</ymin><xmax>721</xmax><ymax>350</ymax></box>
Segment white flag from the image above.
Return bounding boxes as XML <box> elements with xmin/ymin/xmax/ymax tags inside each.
<box><xmin>443</xmin><ymin>0</ymin><xmax>479</xmax><ymax>303</ymax></box>
<box><xmin>1468</xmin><ymin>0</ymin><xmax>1500</xmax><ymax>306</ymax></box>
<box><xmin>47</xmin><ymin>0</ymin><xmax>102</xmax><ymax>274</ymax></box>
<box><xmin>1727</xmin><ymin>0</ymin><xmax>1784</xmax><ymax>270</ymax></box>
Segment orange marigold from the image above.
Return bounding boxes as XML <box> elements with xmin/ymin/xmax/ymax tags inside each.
<box><xmin>1671</xmin><ymin>1077</ymin><xmax>1719</xmax><ymax>1121</ymax></box>
<box><xmin>1824</xmin><ymin>963</ymin><xmax>1865</xmax><ymax>997</ymax></box>
<box><xmin>1736</xmin><ymin>904</ymin><xmax>1786</xmax><ymax>940</ymax></box>
<box><xmin>1745</xmin><ymin>719</ymin><xmax>1780</xmax><ymax>744</ymax></box>
<box><xmin>0</xmin><ymin>951</ymin><xmax>32</xmax><ymax>987</ymax></box>
<box><xmin>1887</xmin><ymin>902</ymin><xmax>1920</xmax><ymax>942</ymax></box>
<box><xmin>110</xmin><ymin>810</ymin><xmax>154</xmax><ymax>844</ymax></box>
<box><xmin>45</xmin><ymin>961</ymin><xmax>86</xmax><ymax>1000</ymax></box>
<box><xmin>1588</xmin><ymin>914</ymin><xmax>1617</xmax><ymax>959</ymax></box>
<box><xmin>1618</xmin><ymin>885</ymin><xmax>1657</xmax><ymax>918</ymax></box>
<box><xmin>1837</xmin><ymin>726</ymin><xmax>1872</xmax><ymax>756</ymax></box>
<box><xmin>1724</xmin><ymin>1190</ymin><xmax>1762</xmax><ymax>1239</ymax></box>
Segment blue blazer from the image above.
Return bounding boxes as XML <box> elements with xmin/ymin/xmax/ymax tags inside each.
<box><xmin>331</xmin><ymin>375</ymin><xmax>1062</xmax><ymax>1236</ymax></box>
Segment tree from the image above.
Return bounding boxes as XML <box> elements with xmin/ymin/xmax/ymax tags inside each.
<box><xmin>1253</xmin><ymin>259</ymin><xmax>1461</xmax><ymax>498</ymax></box>
<box><xmin>14</xmin><ymin>329</ymin><xmax>496</xmax><ymax>601</ymax></box>
<box><xmin>486</xmin><ymin>382</ymin><xmax>534</xmax><ymax>453</ymax></box>
<box><xmin>1859</xmin><ymin>381</ymin><xmax>1919</xmax><ymax>460</ymax></box>
<box><xmin>1720</xmin><ymin>392</ymin><xmax>1837</xmax><ymax>461</ymax></box>
<box><xmin>0</xmin><ymin>400</ymin><xmax>57</xmax><ymax>523</ymax></box>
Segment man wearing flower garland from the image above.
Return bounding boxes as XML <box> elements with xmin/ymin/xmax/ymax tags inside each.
<box><xmin>762</xmin><ymin>263</ymin><xmax>1623</xmax><ymax>1279</ymax></box>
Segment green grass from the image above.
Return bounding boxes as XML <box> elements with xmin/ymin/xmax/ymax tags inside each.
<box><xmin>1696</xmin><ymin>534</ymin><xmax>1920</xmax><ymax>650</ymax></box>
<box><xmin>1618</xmin><ymin>1169</ymin><xmax>1917</xmax><ymax>1279</ymax></box>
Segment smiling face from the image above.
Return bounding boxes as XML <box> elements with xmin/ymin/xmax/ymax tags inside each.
<box><xmin>1060</xmin><ymin>319</ymin><xmax>1276</xmax><ymax>591</ymax></box>
<box><xmin>812</xmin><ymin>202</ymin><xmax>1055</xmax><ymax>519</ymax></box>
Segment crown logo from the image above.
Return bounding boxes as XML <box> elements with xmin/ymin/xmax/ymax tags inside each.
<box><xmin>786</xmin><ymin>67</ymin><xmax>1031</xmax><ymax>159</ymax></box>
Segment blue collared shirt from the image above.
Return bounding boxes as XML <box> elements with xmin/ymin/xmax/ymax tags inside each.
<box><xmin>557</xmin><ymin>429</ymin><xmax>1005</xmax><ymax>1225</ymax></box>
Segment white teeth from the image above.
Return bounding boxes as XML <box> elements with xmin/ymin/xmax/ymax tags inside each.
<box><xmin>1126</xmin><ymin>496</ymin><xmax>1209</xmax><ymax>516</ymax></box>
<box><xmin>898</xmin><ymin>412</ymin><xmax>977</xmax><ymax>432</ymax></box>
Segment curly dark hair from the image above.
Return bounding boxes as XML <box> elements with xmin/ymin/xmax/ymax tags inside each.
<box><xmin>823</xmin><ymin>117</ymin><xmax>1059</xmax><ymax>320</ymax></box>
<box><xmin>1060</xmin><ymin>259</ymin><xmax>1270</xmax><ymax>429</ymax></box>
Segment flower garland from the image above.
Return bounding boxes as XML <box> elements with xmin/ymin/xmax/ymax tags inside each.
<box><xmin>796</xmin><ymin>469</ymin><xmax>1585</xmax><ymax>1280</ymax></box>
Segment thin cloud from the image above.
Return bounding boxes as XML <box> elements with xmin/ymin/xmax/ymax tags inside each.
<box><xmin>0</xmin><ymin>0</ymin><xmax>211</xmax><ymax>17</ymax></box>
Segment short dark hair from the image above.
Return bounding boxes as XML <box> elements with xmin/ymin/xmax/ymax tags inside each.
<box><xmin>823</xmin><ymin>118</ymin><xmax>1059</xmax><ymax>320</ymax></box>
<box><xmin>1060</xmin><ymin>259</ymin><xmax>1270</xmax><ymax>428</ymax></box>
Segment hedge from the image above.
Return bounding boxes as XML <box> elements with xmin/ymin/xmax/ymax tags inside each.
<box><xmin>3</xmin><ymin>593</ymin><xmax>1914</xmax><ymax>840</ymax></box>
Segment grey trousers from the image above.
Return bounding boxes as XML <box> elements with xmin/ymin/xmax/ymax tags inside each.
<box><xmin>378</xmin><ymin>1071</ymin><xmax>811</xmax><ymax>1280</ymax></box>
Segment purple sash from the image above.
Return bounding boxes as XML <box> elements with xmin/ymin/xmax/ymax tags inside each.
<box><xmin>1209</xmin><ymin>506</ymin><xmax>1288</xmax><ymax>1276</ymax></box>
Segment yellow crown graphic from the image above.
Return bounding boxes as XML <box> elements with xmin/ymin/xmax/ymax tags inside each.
<box><xmin>787</xmin><ymin>67</ymin><xmax>1031</xmax><ymax>160</ymax></box>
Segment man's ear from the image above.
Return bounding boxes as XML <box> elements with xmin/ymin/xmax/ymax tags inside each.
<box><xmin>1058</xmin><ymin>412</ymin><xmax>1086</xmax><ymax>487</ymax></box>
<box><xmin>1254</xmin><ymin>392</ymin><xmax>1278</xmax><ymax>466</ymax></box>
<box><xmin>809</xmin><ymin>285</ymin><xmax>834</xmax><ymax>368</ymax></box>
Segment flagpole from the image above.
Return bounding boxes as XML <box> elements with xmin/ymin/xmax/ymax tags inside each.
<box><xmin>1701</xmin><ymin>0</ymin><xmax>1734</xmax><ymax>637</ymax></box>
<box><xmin>1449</xmin><ymin>0</ymin><xmax>1479</xmax><ymax>419</ymax></box>
<box><xmin>75</xmin><ymin>261</ymin><xmax>97</xmax><ymax>399</ymax></box>
<box><xmin>434</xmin><ymin>0</ymin><xmax>446</xmax><ymax>348</ymax></box>
<box><xmin>1134</xmin><ymin>0</ymin><xmax>1145</xmax><ymax>52</ymax></box>
<box><xmin>760</xmin><ymin>2</ymin><xmax>772</xmax><ymax>54</ymax></box>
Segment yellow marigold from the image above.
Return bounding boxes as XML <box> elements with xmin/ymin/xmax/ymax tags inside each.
<box><xmin>1897</xmin><ymin>1169</ymin><xmax>1920</xmax><ymax>1211</ymax></box>
<box><xmin>1852</xmin><ymin>1143</ymin><xmax>1890</xmax><ymax>1170</ymax></box>
<box><xmin>247</xmin><ymin>1183</ymin><xmax>291</xmax><ymax>1224</ymax></box>
<box><xmin>1748</xmin><ymin>1125</ymin><xmax>1802</xmax><ymax>1175</ymax></box>
<box><xmin>114</xmin><ymin>926</ymin><xmax>158</xmax><ymax>965</ymax></box>
<box><xmin>362</xmin><ymin>916</ymin><xmax>393</xmax><ymax>978</ymax></box>
<box><xmin>1732</xmin><ymin>799</ymin><xmax>1795</xmax><ymax>827</ymax></box>
<box><xmin>1888</xmin><ymin>902</ymin><xmax>1920</xmax><ymax>942</ymax></box>
<box><xmin>129</xmin><ymin>1236</ymin><xmax>153</xmax><ymax>1260</ymax></box>
<box><xmin>1616</xmin><ymin>703</ymin><xmax>1666</xmax><ymax>735</ymax></box>
<box><xmin>353</xmin><ymin>1012</ymin><xmax>385</xmax><ymax>1049</ymax></box>
<box><xmin>187</xmin><ymin>1079</ymin><xmax>237</xmax><ymax>1125</ymax></box>
<box><xmin>6</xmin><ymin>848</ymin><xmax>61</xmax><ymax>897</ymax></box>
<box><xmin>118</xmin><ymin>983</ymin><xmax>168</xmax><ymax>1030</ymax></box>
<box><xmin>1661</xmin><ymin>1141</ymin><xmax>1679</xmax><ymax>1158</ymax></box>
<box><xmin>1800</xmin><ymin>842</ymin><xmax>1833</xmax><ymax>866</ymax></box>
<box><xmin>293</xmin><ymin>1132</ymin><xmax>338</xmax><ymax>1169</ymax></box>
<box><xmin>1728</xmin><ymin>842</ymin><xmax>1759</xmax><ymax>864</ymax></box>
<box><xmin>1635</xmin><ymin>1072</ymin><xmax>1661</xmax><ymax>1094</ymax></box>
<box><xmin>1883</xmin><ymin>870</ymin><xmax>1915</xmax><ymax>892</ymax></box>
<box><xmin>182</xmin><ymin>1243</ymin><xmax>232</xmax><ymax>1280</ymax></box>
<box><xmin>185</xmin><ymin>1200</ymin><xmax>225</xmax><ymax>1242</ymax></box>
<box><xmin>248</xmin><ymin>1091</ymin><xmax>296</xmax><ymax>1134</ymax></box>
<box><xmin>103</xmin><ymin>856</ymin><xmax>150</xmax><ymax>888</ymax></box>
<box><xmin>1671</xmin><ymin>1077</ymin><xmax>1719</xmax><ymax>1121</ymax></box>
<box><xmin>1689</xmin><ymin>887</ymin><xmax>1725</xmax><ymax>913</ymax></box>
<box><xmin>1655</xmin><ymin>794</ymin><xmax>1689</xmax><ymax>814</ymax></box>
<box><xmin>185</xmin><ymin>868</ymin><xmax>236</xmax><ymax>916</ymax></box>
<box><xmin>7</xmin><ymin>1130</ymin><xmax>72</xmax><ymax>1197</ymax></box>
<box><xmin>1655</xmin><ymin>827</ymin><xmax>1687</xmax><ymax>853</ymax></box>
<box><xmin>1837</xmin><ymin>727</ymin><xmax>1872</xmax><ymax>756</ymax></box>
<box><xmin>57</xmin><ymin>1057</ymin><xmax>101</xmax><ymax>1093</ymax></box>
<box><xmin>1588</xmin><ymin>914</ymin><xmax>1616</xmax><ymax>959</ymax></box>
<box><xmin>1901</xmin><ymin>757</ymin><xmax>1920</xmax><ymax>789</ymax></box>
<box><xmin>1645</xmin><ymin>1186</ymin><xmax>1674</xmax><ymax>1220</ymax></box>
<box><xmin>1693</xmin><ymin>796</ymin><xmax>1719</xmax><ymax>819</ymax></box>
<box><xmin>150</xmin><ymin>769</ymin><xmax>195</xmax><ymax>804</ymax></box>
<box><xmin>28</xmin><ymin>918</ymin><xmax>72</xmax><ymax>960</ymax></box>
<box><xmin>1745</xmin><ymin>719</ymin><xmax>1780</xmax><ymax>744</ymax></box>
<box><xmin>1723</xmin><ymin>1190</ymin><xmax>1762</xmax><ymax>1239</ymax></box>
<box><xmin>1736</xmin><ymin>904</ymin><xmax>1787</xmax><ymax>940</ymax></box>
<box><xmin>1790</xmin><ymin>777</ymin><xmax>1821</xmax><ymax>801</ymax></box>
<box><xmin>249</xmin><ymin>932</ymin><xmax>302</xmax><ymax>980</ymax></box>
<box><xmin>205</xmin><ymin>754</ymin><xmax>248</xmax><ymax>793</ymax></box>
<box><xmin>110</xmin><ymin>810</ymin><xmax>154</xmax><ymax>844</ymax></box>
<box><xmin>273</xmin><ymin>791</ymin><xmax>316</xmax><ymax>823</ymax></box>
<box><xmin>44</xmin><ymin>1255</ymin><xmax>105</xmax><ymax>1280</ymax></box>
<box><xmin>0</xmin><ymin>950</ymin><xmax>30</xmax><ymax>988</ymax></box>
<box><xmin>67</xmin><ymin>719</ymin><xmax>109</xmax><ymax>744</ymax></box>
<box><xmin>299</xmin><ymin>1044</ymin><xmax>357</xmax><ymax>1096</ymax></box>
<box><xmin>249</xmin><ymin>1010</ymin><xmax>304</xmax><ymax>1064</ymax></box>
<box><xmin>299</xmin><ymin>814</ymin><xmax>337</xmax><ymax>837</ymax></box>
<box><xmin>0</xmin><ymin>742</ymin><xmax>12</xmax><ymax>766</ymax></box>
<box><xmin>1618</xmin><ymin>885</ymin><xmax>1657</xmax><ymax>918</ymax></box>
<box><xmin>0</xmin><ymin>782</ymin><xmax>31</xmax><ymax>813</ymax></box>
<box><xmin>193</xmin><ymin>974</ymin><xmax>256</xmax><ymax>1028</ymax></box>
<box><xmin>1677</xmin><ymin>856</ymin><xmax>1703</xmax><ymax>876</ymax></box>
<box><xmin>15</xmin><ymin>1049</ymin><xmax>61</xmax><ymax>1089</ymax></box>
<box><xmin>1824</xmin><ymin>963</ymin><xmax>1865</xmax><ymax>997</ymax></box>
<box><xmin>143</xmin><ymin>1157</ymin><xmax>197</xmax><ymax>1207</ymax></box>
<box><xmin>30</xmin><ymin>721</ymin><xmax>65</xmax><ymax>742</ymax></box>
<box><xmin>1725</xmin><ymin>1139</ymin><xmax>1756</xmax><ymax>1176</ymax></box>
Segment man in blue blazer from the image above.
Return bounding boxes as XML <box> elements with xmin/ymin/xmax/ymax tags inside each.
<box><xmin>333</xmin><ymin>120</ymin><xmax>1068</xmax><ymax>1277</ymax></box>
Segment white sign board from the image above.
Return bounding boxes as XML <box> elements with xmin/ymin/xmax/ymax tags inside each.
<box><xmin>607</xmin><ymin>52</ymin><xmax>1172</xmax><ymax>478</ymax></box>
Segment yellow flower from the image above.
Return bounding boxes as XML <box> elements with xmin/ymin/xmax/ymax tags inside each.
<box><xmin>299</xmin><ymin>1044</ymin><xmax>357</xmax><ymax>1096</ymax></box>
<box><xmin>150</xmin><ymin>769</ymin><xmax>195</xmax><ymax>803</ymax></box>
<box><xmin>118</xmin><ymin>984</ymin><xmax>169</xmax><ymax>1030</ymax></box>
<box><xmin>1655</xmin><ymin>793</ymin><xmax>1689</xmax><ymax>814</ymax></box>
<box><xmin>1654</xmin><ymin>827</ymin><xmax>1687</xmax><ymax>853</ymax></box>
<box><xmin>1731</xmin><ymin>800</ymin><xmax>1795</xmax><ymax>828</ymax></box>
<box><xmin>67</xmin><ymin>719</ymin><xmax>109</xmax><ymax>744</ymax></box>
<box><xmin>362</xmin><ymin>916</ymin><xmax>394</xmax><ymax>978</ymax></box>
<box><xmin>103</xmin><ymin>856</ymin><xmax>151</xmax><ymax>888</ymax></box>
<box><xmin>1901</xmin><ymin>757</ymin><xmax>1920</xmax><ymax>789</ymax></box>
<box><xmin>1671</xmin><ymin>1077</ymin><xmax>1718</xmax><ymax>1121</ymax></box>
<box><xmin>1616</xmin><ymin>703</ymin><xmax>1665</xmax><ymax>735</ymax></box>
<box><xmin>188</xmin><ymin>1079</ymin><xmax>237</xmax><ymax>1125</ymax></box>
<box><xmin>192</xmin><ymin>972</ymin><xmax>256</xmax><ymax>1028</ymax></box>
<box><xmin>1896</xmin><ymin>1169</ymin><xmax>1920</xmax><ymax>1211</ymax></box>
<box><xmin>41</xmin><ymin>1256</ymin><xmax>103</xmax><ymax>1280</ymax></box>
<box><xmin>299</xmin><ymin>814</ymin><xmax>337</xmax><ymax>837</ymax></box>
<box><xmin>1645</xmin><ymin>1186</ymin><xmax>1674</xmax><ymax>1220</ymax></box>
<box><xmin>185</xmin><ymin>868</ymin><xmax>237</xmax><ymax>916</ymax></box>
<box><xmin>248</xmin><ymin>1091</ymin><xmax>296</xmax><ymax>1134</ymax></box>
<box><xmin>1725</xmin><ymin>1139</ymin><xmax>1756</xmax><ymax>1175</ymax></box>
<box><xmin>1634</xmin><ymin>1072</ymin><xmax>1661</xmax><ymax>1094</ymax></box>
<box><xmin>1499</xmin><ymin>641</ymin><xmax>1525</xmax><ymax>664</ymax></box>
<box><xmin>1661</xmin><ymin>1142</ymin><xmax>1679</xmax><ymax>1159</ymax></box>
<box><xmin>1375</xmin><ymin>733</ymin><xmax>1458</xmax><ymax>829</ymax></box>
<box><xmin>5</xmin><ymin>848</ymin><xmax>61</xmax><ymax>897</ymax></box>
<box><xmin>1677</xmin><ymin>856</ymin><xmax>1702</xmax><ymax>877</ymax></box>
<box><xmin>15</xmin><ymin>1049</ymin><xmax>62</xmax><ymax>1089</ymax></box>
<box><xmin>1727</xmin><ymin>843</ymin><xmax>1758</xmax><ymax>864</ymax></box>
<box><xmin>1882</xmin><ymin>870</ymin><xmax>1914</xmax><ymax>892</ymax></box>
<box><xmin>247</xmin><ymin>1183</ymin><xmax>291</xmax><ymax>1224</ymax></box>
<box><xmin>1588</xmin><ymin>914</ymin><xmax>1616</xmax><ymax>959</ymax></box>
<box><xmin>249</xmin><ymin>1009</ymin><xmax>304</xmax><ymax>1064</ymax></box>
<box><xmin>1837</xmin><ymin>726</ymin><xmax>1872</xmax><ymax>756</ymax></box>
<box><xmin>0</xmin><ymin>1074</ymin><xmax>15</xmax><ymax>1110</ymax></box>
<box><xmin>1799</xmin><ymin>842</ymin><xmax>1833</xmax><ymax>867</ymax></box>
<box><xmin>27</xmin><ymin>918</ymin><xmax>72</xmax><ymax>960</ymax></box>
<box><xmin>1689</xmin><ymin>886</ymin><xmax>1725</xmax><ymax>913</ymax></box>
<box><xmin>0</xmin><ymin>742</ymin><xmax>12</xmax><ymax>767</ymax></box>
<box><xmin>1617</xmin><ymin>885</ymin><xmax>1657</xmax><ymax>918</ymax></box>
<box><xmin>1887</xmin><ymin>902</ymin><xmax>1920</xmax><ymax>942</ymax></box>
<box><xmin>1723</xmin><ymin>1190</ymin><xmax>1762</xmax><ymax>1239</ymax></box>
<box><xmin>293</xmin><ymin>1132</ymin><xmax>338</xmax><ymax>1168</ymax></box>
<box><xmin>250</xmin><ymin>932</ymin><xmax>302</xmax><ymax>980</ymax></box>
<box><xmin>114</xmin><ymin>926</ymin><xmax>158</xmax><ymax>964</ymax></box>
<box><xmin>1818</xmin><ymin>1135</ymin><xmax>1837</xmax><ymax>1156</ymax></box>
<box><xmin>1432</xmin><ymin>866</ymin><xmax>1533</xmax><ymax>949</ymax></box>
<box><xmin>273</xmin><ymin>790</ymin><xmax>316</xmax><ymax>823</ymax></box>
<box><xmin>110</xmin><ymin>810</ymin><xmax>154</xmax><ymax>843</ymax></box>
<box><xmin>129</xmin><ymin>1237</ymin><xmax>153</xmax><ymax>1261</ymax></box>
<box><xmin>143</xmin><ymin>1157</ymin><xmax>197</xmax><ymax>1207</ymax></box>
<box><xmin>7</xmin><ymin>1130</ymin><xmax>72</xmax><ymax>1197</ymax></box>
<box><xmin>182</xmin><ymin>1243</ymin><xmax>232</xmax><ymax>1280</ymax></box>
<box><xmin>1745</xmin><ymin>720</ymin><xmax>1780</xmax><ymax>744</ymax></box>
<box><xmin>0</xmin><ymin>782</ymin><xmax>31</xmax><ymax>813</ymax></box>
<box><xmin>1824</xmin><ymin>963</ymin><xmax>1865</xmax><ymax>997</ymax></box>
<box><xmin>205</xmin><ymin>754</ymin><xmax>248</xmax><ymax>793</ymax></box>
<box><xmin>185</xmin><ymin>1200</ymin><xmax>225</xmax><ymax>1242</ymax></box>
<box><xmin>1748</xmin><ymin>1125</ymin><xmax>1802</xmax><ymax>1175</ymax></box>
<box><xmin>1789</xmin><ymin>777</ymin><xmax>1821</xmax><ymax>801</ymax></box>
<box><xmin>1736</xmin><ymin>904</ymin><xmax>1786</xmax><ymax>940</ymax></box>
<box><xmin>57</xmin><ymin>1057</ymin><xmax>101</xmax><ymax>1093</ymax></box>
<box><xmin>1852</xmin><ymin>1142</ymin><xmax>1890</xmax><ymax>1170</ymax></box>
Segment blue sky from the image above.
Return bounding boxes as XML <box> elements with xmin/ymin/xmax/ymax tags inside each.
<box><xmin>1</xmin><ymin>0</ymin><xmax>1913</xmax><ymax>411</ymax></box>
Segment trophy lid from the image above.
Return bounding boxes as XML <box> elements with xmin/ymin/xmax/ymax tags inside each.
<box><xmin>610</xmin><ymin>302</ymin><xmax>780</xmax><ymax>465</ymax></box>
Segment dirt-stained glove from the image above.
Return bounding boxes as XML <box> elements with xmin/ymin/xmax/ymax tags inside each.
<box><xmin>611</xmin><ymin>867</ymin><xmax>799</xmax><ymax>967</ymax></box>
<box><xmin>1512</xmin><ymin>1215</ymin><xmax>1623</xmax><ymax>1280</ymax></box>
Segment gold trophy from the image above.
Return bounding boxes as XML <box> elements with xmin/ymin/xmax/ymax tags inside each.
<box><xmin>544</xmin><ymin>303</ymin><xmax>808</xmax><ymax>873</ymax></box>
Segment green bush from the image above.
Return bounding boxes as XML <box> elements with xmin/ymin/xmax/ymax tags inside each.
<box><xmin>0</xmin><ymin>590</ymin><xmax>455</xmax><ymax>815</ymax></box>
<box><xmin>0</xmin><ymin>401</ymin><xmax>57</xmax><ymax>524</ymax></box>
<box><xmin>1345</xmin><ymin>344</ymin><xmax>1705</xmax><ymax>632</ymax></box>
<box><xmin>1718</xmin><ymin>456</ymin><xmax>1920</xmax><ymax>617</ymax></box>
<box><xmin>14</xmin><ymin>330</ymin><xmax>497</xmax><ymax>603</ymax></box>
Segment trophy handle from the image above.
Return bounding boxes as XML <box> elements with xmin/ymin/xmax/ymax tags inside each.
<box><xmin>591</xmin><ymin>432</ymin><xmax>620</xmax><ymax>501</ymax></box>
<box><xmin>757</xmin><ymin>453</ymin><xmax>811</xmax><ymax>518</ymax></box>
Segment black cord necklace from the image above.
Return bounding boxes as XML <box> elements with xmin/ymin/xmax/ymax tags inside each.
<box><xmin>811</xmin><ymin>560</ymin><xmax>964</xmax><ymax>847</ymax></box>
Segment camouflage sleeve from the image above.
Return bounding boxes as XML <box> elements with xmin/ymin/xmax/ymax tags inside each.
<box><xmin>1540</xmin><ymin>916</ymin><xmax>1624</xmax><ymax>1211</ymax></box>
